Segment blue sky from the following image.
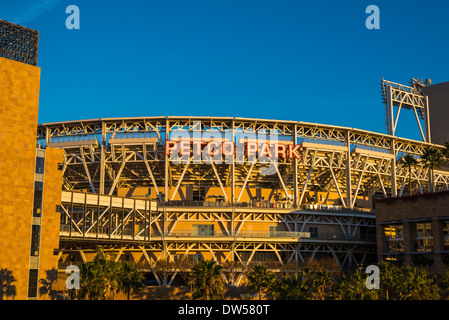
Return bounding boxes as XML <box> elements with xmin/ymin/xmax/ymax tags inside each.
<box><xmin>1</xmin><ymin>0</ymin><xmax>448</xmax><ymax>141</ymax></box>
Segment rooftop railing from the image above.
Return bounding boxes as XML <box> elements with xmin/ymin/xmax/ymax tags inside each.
<box><xmin>158</xmin><ymin>200</ymin><xmax>374</xmax><ymax>214</ymax></box>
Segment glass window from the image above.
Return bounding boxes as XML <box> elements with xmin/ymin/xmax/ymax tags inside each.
<box><xmin>192</xmin><ymin>224</ymin><xmax>214</xmax><ymax>236</ymax></box>
<box><xmin>30</xmin><ymin>225</ymin><xmax>40</xmax><ymax>256</ymax></box>
<box><xmin>309</xmin><ymin>226</ymin><xmax>318</xmax><ymax>238</ymax></box>
<box><xmin>416</xmin><ymin>223</ymin><xmax>432</xmax><ymax>238</ymax></box>
<box><xmin>384</xmin><ymin>224</ymin><xmax>404</xmax><ymax>253</ymax></box>
<box><xmin>443</xmin><ymin>221</ymin><xmax>449</xmax><ymax>236</ymax></box>
<box><xmin>35</xmin><ymin>157</ymin><xmax>45</xmax><ymax>174</ymax></box>
<box><xmin>193</xmin><ymin>188</ymin><xmax>205</xmax><ymax>201</ymax></box>
<box><xmin>384</xmin><ymin>224</ymin><xmax>403</xmax><ymax>240</ymax></box>
<box><xmin>269</xmin><ymin>225</ymin><xmax>278</xmax><ymax>237</ymax></box>
<box><xmin>414</xmin><ymin>222</ymin><xmax>433</xmax><ymax>252</ymax></box>
<box><xmin>443</xmin><ymin>221</ymin><xmax>449</xmax><ymax>251</ymax></box>
<box><xmin>33</xmin><ymin>181</ymin><xmax>43</xmax><ymax>217</ymax></box>
<box><xmin>27</xmin><ymin>269</ymin><xmax>39</xmax><ymax>298</ymax></box>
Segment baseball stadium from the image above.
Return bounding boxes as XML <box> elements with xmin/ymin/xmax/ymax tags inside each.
<box><xmin>2</xmin><ymin>19</ymin><xmax>449</xmax><ymax>299</ymax></box>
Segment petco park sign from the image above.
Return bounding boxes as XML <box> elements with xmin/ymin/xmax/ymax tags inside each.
<box><xmin>165</xmin><ymin>134</ymin><xmax>302</xmax><ymax>166</ymax></box>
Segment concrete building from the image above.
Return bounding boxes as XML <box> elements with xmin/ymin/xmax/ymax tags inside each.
<box><xmin>0</xmin><ymin>20</ymin><xmax>63</xmax><ymax>300</ymax></box>
<box><xmin>423</xmin><ymin>81</ymin><xmax>449</xmax><ymax>146</ymax></box>
<box><xmin>375</xmin><ymin>191</ymin><xmax>449</xmax><ymax>273</ymax></box>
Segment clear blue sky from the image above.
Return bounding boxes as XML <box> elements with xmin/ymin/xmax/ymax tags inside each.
<box><xmin>1</xmin><ymin>0</ymin><xmax>449</xmax><ymax>141</ymax></box>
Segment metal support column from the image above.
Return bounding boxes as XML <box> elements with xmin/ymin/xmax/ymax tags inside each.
<box><xmin>100</xmin><ymin>121</ymin><xmax>106</xmax><ymax>195</ymax></box>
<box><xmin>293</xmin><ymin>124</ymin><xmax>299</xmax><ymax>207</ymax></box>
<box><xmin>345</xmin><ymin>131</ymin><xmax>352</xmax><ymax>209</ymax></box>
<box><xmin>387</xmin><ymin>85</ymin><xmax>394</xmax><ymax>136</ymax></box>
<box><xmin>231</xmin><ymin>119</ymin><xmax>235</xmax><ymax>205</ymax></box>
<box><xmin>390</xmin><ymin>140</ymin><xmax>397</xmax><ymax>197</ymax></box>
<box><xmin>165</xmin><ymin>118</ymin><xmax>169</xmax><ymax>203</ymax></box>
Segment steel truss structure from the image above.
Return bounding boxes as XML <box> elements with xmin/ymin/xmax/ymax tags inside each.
<box><xmin>58</xmin><ymin>190</ymin><xmax>376</xmax><ymax>285</ymax></box>
<box><xmin>381</xmin><ymin>78</ymin><xmax>431</xmax><ymax>142</ymax></box>
<box><xmin>38</xmin><ymin>116</ymin><xmax>449</xmax><ymax>200</ymax></box>
<box><xmin>38</xmin><ymin>116</ymin><xmax>449</xmax><ymax>281</ymax></box>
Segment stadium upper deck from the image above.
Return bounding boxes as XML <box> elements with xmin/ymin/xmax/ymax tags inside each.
<box><xmin>37</xmin><ymin>116</ymin><xmax>449</xmax><ymax>210</ymax></box>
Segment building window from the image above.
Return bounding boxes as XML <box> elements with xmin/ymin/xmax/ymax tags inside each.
<box><xmin>35</xmin><ymin>157</ymin><xmax>45</xmax><ymax>174</ymax></box>
<box><xmin>192</xmin><ymin>224</ymin><xmax>214</xmax><ymax>236</ymax></box>
<box><xmin>30</xmin><ymin>225</ymin><xmax>40</xmax><ymax>256</ymax></box>
<box><xmin>414</xmin><ymin>222</ymin><xmax>433</xmax><ymax>252</ymax></box>
<box><xmin>33</xmin><ymin>181</ymin><xmax>43</xmax><ymax>217</ymax></box>
<box><xmin>269</xmin><ymin>225</ymin><xmax>278</xmax><ymax>237</ymax></box>
<box><xmin>443</xmin><ymin>221</ymin><xmax>449</xmax><ymax>251</ymax></box>
<box><xmin>27</xmin><ymin>269</ymin><xmax>39</xmax><ymax>298</ymax></box>
<box><xmin>384</xmin><ymin>224</ymin><xmax>404</xmax><ymax>253</ymax></box>
<box><xmin>174</xmin><ymin>254</ymin><xmax>203</xmax><ymax>263</ymax></box>
<box><xmin>193</xmin><ymin>188</ymin><xmax>205</xmax><ymax>201</ymax></box>
<box><xmin>309</xmin><ymin>226</ymin><xmax>318</xmax><ymax>238</ymax></box>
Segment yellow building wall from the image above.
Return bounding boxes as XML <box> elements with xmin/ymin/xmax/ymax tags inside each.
<box><xmin>0</xmin><ymin>57</ymin><xmax>41</xmax><ymax>300</ymax></box>
<box><xmin>38</xmin><ymin>147</ymin><xmax>64</xmax><ymax>297</ymax></box>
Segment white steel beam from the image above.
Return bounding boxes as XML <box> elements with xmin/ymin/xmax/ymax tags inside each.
<box><xmin>170</xmin><ymin>156</ymin><xmax>191</xmax><ymax>201</ymax></box>
<box><xmin>211</xmin><ymin>161</ymin><xmax>229</xmax><ymax>204</ymax></box>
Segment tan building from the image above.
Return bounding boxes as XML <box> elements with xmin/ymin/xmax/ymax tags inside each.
<box><xmin>0</xmin><ymin>20</ymin><xmax>63</xmax><ymax>300</ymax></box>
<box><xmin>375</xmin><ymin>191</ymin><xmax>449</xmax><ymax>273</ymax></box>
<box><xmin>422</xmin><ymin>81</ymin><xmax>449</xmax><ymax>146</ymax></box>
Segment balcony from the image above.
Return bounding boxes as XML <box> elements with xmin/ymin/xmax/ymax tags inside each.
<box><xmin>158</xmin><ymin>200</ymin><xmax>374</xmax><ymax>214</ymax></box>
<box><xmin>160</xmin><ymin>200</ymin><xmax>294</xmax><ymax>209</ymax></box>
<box><xmin>59</xmin><ymin>224</ymin><xmax>375</xmax><ymax>243</ymax></box>
<box><xmin>150</xmin><ymin>230</ymin><xmax>376</xmax><ymax>242</ymax></box>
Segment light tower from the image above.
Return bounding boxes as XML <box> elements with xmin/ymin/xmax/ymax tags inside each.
<box><xmin>381</xmin><ymin>77</ymin><xmax>432</xmax><ymax>143</ymax></box>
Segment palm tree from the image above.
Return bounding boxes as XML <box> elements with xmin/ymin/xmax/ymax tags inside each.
<box><xmin>304</xmin><ymin>268</ymin><xmax>333</xmax><ymax>300</ymax></box>
<box><xmin>378</xmin><ymin>261</ymin><xmax>398</xmax><ymax>300</ymax></box>
<box><xmin>39</xmin><ymin>268</ymin><xmax>60</xmax><ymax>300</ymax></box>
<box><xmin>377</xmin><ymin>261</ymin><xmax>440</xmax><ymax>300</ymax></box>
<box><xmin>271</xmin><ymin>274</ymin><xmax>310</xmax><ymax>300</ymax></box>
<box><xmin>119</xmin><ymin>262</ymin><xmax>144</xmax><ymax>300</ymax></box>
<box><xmin>189</xmin><ymin>259</ymin><xmax>224</xmax><ymax>300</ymax></box>
<box><xmin>334</xmin><ymin>267</ymin><xmax>379</xmax><ymax>300</ymax></box>
<box><xmin>0</xmin><ymin>268</ymin><xmax>16</xmax><ymax>300</ymax></box>
<box><xmin>78</xmin><ymin>247</ymin><xmax>117</xmax><ymax>300</ymax></box>
<box><xmin>421</xmin><ymin>147</ymin><xmax>444</xmax><ymax>192</ymax></box>
<box><xmin>246</xmin><ymin>264</ymin><xmax>275</xmax><ymax>300</ymax></box>
<box><xmin>399</xmin><ymin>154</ymin><xmax>418</xmax><ymax>196</ymax></box>
<box><xmin>443</xmin><ymin>141</ymin><xmax>449</xmax><ymax>161</ymax></box>
<box><xmin>395</xmin><ymin>265</ymin><xmax>440</xmax><ymax>300</ymax></box>
<box><xmin>437</xmin><ymin>266</ymin><xmax>449</xmax><ymax>299</ymax></box>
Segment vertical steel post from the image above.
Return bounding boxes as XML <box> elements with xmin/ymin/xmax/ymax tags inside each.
<box><xmin>345</xmin><ymin>131</ymin><xmax>352</xmax><ymax>209</ymax></box>
<box><xmin>390</xmin><ymin>140</ymin><xmax>397</xmax><ymax>197</ymax></box>
<box><xmin>387</xmin><ymin>86</ymin><xmax>394</xmax><ymax>136</ymax></box>
<box><xmin>293</xmin><ymin>124</ymin><xmax>299</xmax><ymax>207</ymax></box>
<box><xmin>100</xmin><ymin>121</ymin><xmax>106</xmax><ymax>195</ymax></box>
<box><xmin>165</xmin><ymin>118</ymin><xmax>169</xmax><ymax>203</ymax></box>
<box><xmin>231</xmin><ymin>119</ymin><xmax>235</xmax><ymax>206</ymax></box>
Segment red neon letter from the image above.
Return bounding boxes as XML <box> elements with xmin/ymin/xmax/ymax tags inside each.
<box><xmin>192</xmin><ymin>139</ymin><xmax>202</xmax><ymax>156</ymax></box>
<box><xmin>275</xmin><ymin>144</ymin><xmax>287</xmax><ymax>158</ymax></box>
<box><xmin>288</xmin><ymin>144</ymin><xmax>302</xmax><ymax>159</ymax></box>
<box><xmin>207</xmin><ymin>141</ymin><xmax>220</xmax><ymax>156</ymax></box>
<box><xmin>222</xmin><ymin>141</ymin><xmax>235</xmax><ymax>156</ymax></box>
<box><xmin>179</xmin><ymin>140</ymin><xmax>190</xmax><ymax>156</ymax></box>
<box><xmin>165</xmin><ymin>140</ymin><xmax>178</xmax><ymax>155</ymax></box>
<box><xmin>259</xmin><ymin>143</ymin><xmax>272</xmax><ymax>157</ymax></box>
<box><xmin>247</xmin><ymin>142</ymin><xmax>258</xmax><ymax>157</ymax></box>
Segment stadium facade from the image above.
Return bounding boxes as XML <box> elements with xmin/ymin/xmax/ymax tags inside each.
<box><xmin>2</xmin><ymin>19</ymin><xmax>449</xmax><ymax>299</ymax></box>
